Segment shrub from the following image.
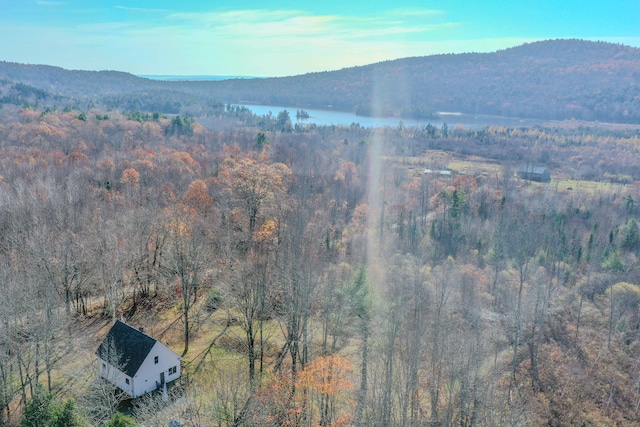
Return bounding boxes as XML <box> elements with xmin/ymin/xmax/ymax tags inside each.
<box><xmin>205</xmin><ymin>288</ymin><xmax>223</xmax><ymax>312</ymax></box>
<box><xmin>106</xmin><ymin>412</ymin><xmax>137</xmax><ymax>427</ymax></box>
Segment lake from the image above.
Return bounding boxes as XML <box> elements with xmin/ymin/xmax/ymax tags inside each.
<box><xmin>242</xmin><ymin>104</ymin><xmax>548</xmax><ymax>129</ymax></box>
<box><xmin>139</xmin><ymin>75</ymin><xmax>260</xmax><ymax>81</ymax></box>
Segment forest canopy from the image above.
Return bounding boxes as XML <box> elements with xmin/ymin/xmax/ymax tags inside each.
<box><xmin>0</xmin><ymin>100</ymin><xmax>640</xmax><ymax>425</ymax></box>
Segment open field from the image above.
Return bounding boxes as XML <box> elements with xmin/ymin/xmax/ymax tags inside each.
<box><xmin>387</xmin><ymin>150</ymin><xmax>634</xmax><ymax>197</ymax></box>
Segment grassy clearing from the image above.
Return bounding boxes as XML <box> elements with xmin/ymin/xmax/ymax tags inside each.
<box><xmin>387</xmin><ymin>151</ymin><xmax>503</xmax><ymax>178</ymax></box>
<box><xmin>549</xmin><ymin>178</ymin><xmax>629</xmax><ymax>195</ymax></box>
<box><xmin>386</xmin><ymin>150</ymin><xmax>633</xmax><ymax>198</ymax></box>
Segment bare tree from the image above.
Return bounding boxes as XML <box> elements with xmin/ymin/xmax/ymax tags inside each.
<box><xmin>166</xmin><ymin>214</ymin><xmax>210</xmax><ymax>357</ymax></box>
<box><xmin>77</xmin><ymin>337</ymin><xmax>127</xmax><ymax>426</ymax></box>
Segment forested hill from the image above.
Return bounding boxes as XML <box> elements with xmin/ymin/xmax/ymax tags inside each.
<box><xmin>1</xmin><ymin>39</ymin><xmax>640</xmax><ymax>123</ymax></box>
<box><xmin>195</xmin><ymin>39</ymin><xmax>640</xmax><ymax>123</ymax></box>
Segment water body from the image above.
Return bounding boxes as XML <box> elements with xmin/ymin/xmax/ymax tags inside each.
<box><xmin>241</xmin><ymin>104</ymin><xmax>547</xmax><ymax>129</ymax></box>
<box><xmin>138</xmin><ymin>75</ymin><xmax>260</xmax><ymax>81</ymax></box>
<box><xmin>135</xmin><ymin>75</ymin><xmax>546</xmax><ymax>128</ymax></box>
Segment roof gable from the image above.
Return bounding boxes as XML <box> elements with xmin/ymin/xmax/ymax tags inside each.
<box><xmin>96</xmin><ymin>320</ymin><xmax>157</xmax><ymax>377</ymax></box>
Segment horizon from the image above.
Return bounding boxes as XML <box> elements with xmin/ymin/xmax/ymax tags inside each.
<box><xmin>8</xmin><ymin>38</ymin><xmax>639</xmax><ymax>80</ymax></box>
<box><xmin>1</xmin><ymin>1</ymin><xmax>639</xmax><ymax>77</ymax></box>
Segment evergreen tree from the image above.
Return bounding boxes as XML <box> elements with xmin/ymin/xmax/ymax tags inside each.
<box><xmin>106</xmin><ymin>412</ymin><xmax>138</xmax><ymax>427</ymax></box>
<box><xmin>20</xmin><ymin>386</ymin><xmax>53</xmax><ymax>427</ymax></box>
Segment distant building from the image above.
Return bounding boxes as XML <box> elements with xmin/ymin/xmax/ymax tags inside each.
<box><xmin>516</xmin><ymin>165</ymin><xmax>551</xmax><ymax>182</ymax></box>
<box><xmin>424</xmin><ymin>168</ymin><xmax>453</xmax><ymax>176</ymax></box>
<box><xmin>96</xmin><ymin>320</ymin><xmax>181</xmax><ymax>398</ymax></box>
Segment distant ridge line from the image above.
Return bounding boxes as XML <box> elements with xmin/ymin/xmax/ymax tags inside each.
<box><xmin>2</xmin><ymin>39</ymin><xmax>639</xmax><ymax>123</ymax></box>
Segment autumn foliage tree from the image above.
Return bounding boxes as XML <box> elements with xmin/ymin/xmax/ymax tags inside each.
<box><xmin>297</xmin><ymin>354</ymin><xmax>354</xmax><ymax>427</ymax></box>
<box><xmin>247</xmin><ymin>355</ymin><xmax>354</xmax><ymax>427</ymax></box>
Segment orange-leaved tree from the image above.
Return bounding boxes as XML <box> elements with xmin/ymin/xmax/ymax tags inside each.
<box><xmin>297</xmin><ymin>354</ymin><xmax>354</xmax><ymax>427</ymax></box>
<box><xmin>183</xmin><ymin>179</ymin><xmax>214</xmax><ymax>217</ymax></box>
<box><xmin>246</xmin><ymin>355</ymin><xmax>354</xmax><ymax>427</ymax></box>
<box><xmin>217</xmin><ymin>155</ymin><xmax>291</xmax><ymax>237</ymax></box>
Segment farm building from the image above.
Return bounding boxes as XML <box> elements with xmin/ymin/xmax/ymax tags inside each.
<box><xmin>516</xmin><ymin>165</ymin><xmax>551</xmax><ymax>182</ymax></box>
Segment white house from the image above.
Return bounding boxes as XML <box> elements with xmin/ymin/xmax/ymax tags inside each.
<box><xmin>96</xmin><ymin>320</ymin><xmax>181</xmax><ymax>398</ymax></box>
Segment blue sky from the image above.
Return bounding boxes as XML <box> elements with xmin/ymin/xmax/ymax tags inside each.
<box><xmin>1</xmin><ymin>0</ymin><xmax>638</xmax><ymax>76</ymax></box>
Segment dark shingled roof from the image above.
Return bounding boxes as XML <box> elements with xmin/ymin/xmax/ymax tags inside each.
<box><xmin>517</xmin><ymin>165</ymin><xmax>548</xmax><ymax>175</ymax></box>
<box><xmin>96</xmin><ymin>320</ymin><xmax>157</xmax><ymax>377</ymax></box>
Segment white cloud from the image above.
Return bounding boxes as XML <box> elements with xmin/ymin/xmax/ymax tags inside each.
<box><xmin>114</xmin><ymin>6</ymin><xmax>172</xmax><ymax>13</ymax></box>
<box><xmin>0</xmin><ymin>6</ymin><xmax>539</xmax><ymax>76</ymax></box>
<box><xmin>166</xmin><ymin>8</ymin><xmax>457</xmax><ymax>41</ymax></box>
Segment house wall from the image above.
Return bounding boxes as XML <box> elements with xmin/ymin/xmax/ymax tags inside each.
<box><xmin>132</xmin><ymin>341</ymin><xmax>181</xmax><ymax>397</ymax></box>
<box><xmin>98</xmin><ymin>357</ymin><xmax>135</xmax><ymax>396</ymax></box>
<box><xmin>98</xmin><ymin>342</ymin><xmax>181</xmax><ymax>398</ymax></box>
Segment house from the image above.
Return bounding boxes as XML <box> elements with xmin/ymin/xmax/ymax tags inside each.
<box><xmin>96</xmin><ymin>320</ymin><xmax>181</xmax><ymax>398</ymax></box>
<box><xmin>515</xmin><ymin>165</ymin><xmax>551</xmax><ymax>182</ymax></box>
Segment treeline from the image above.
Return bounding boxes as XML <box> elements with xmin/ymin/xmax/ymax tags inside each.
<box><xmin>1</xmin><ymin>106</ymin><xmax>640</xmax><ymax>425</ymax></box>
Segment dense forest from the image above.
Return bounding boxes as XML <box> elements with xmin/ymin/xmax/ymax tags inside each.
<box><xmin>2</xmin><ymin>39</ymin><xmax>640</xmax><ymax>123</ymax></box>
<box><xmin>0</xmin><ymin>97</ymin><xmax>640</xmax><ymax>427</ymax></box>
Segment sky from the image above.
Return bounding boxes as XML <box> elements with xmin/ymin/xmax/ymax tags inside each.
<box><xmin>1</xmin><ymin>0</ymin><xmax>639</xmax><ymax>77</ymax></box>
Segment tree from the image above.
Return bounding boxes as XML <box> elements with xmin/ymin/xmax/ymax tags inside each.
<box><xmin>78</xmin><ymin>337</ymin><xmax>127</xmax><ymax>426</ymax></box>
<box><xmin>106</xmin><ymin>412</ymin><xmax>137</xmax><ymax>427</ymax></box>
<box><xmin>609</xmin><ymin>282</ymin><xmax>640</xmax><ymax>346</ymax></box>
<box><xmin>20</xmin><ymin>386</ymin><xmax>53</xmax><ymax>427</ymax></box>
<box><xmin>50</xmin><ymin>399</ymin><xmax>88</xmax><ymax>427</ymax></box>
<box><xmin>166</xmin><ymin>208</ymin><xmax>210</xmax><ymax>356</ymax></box>
<box><xmin>182</xmin><ymin>179</ymin><xmax>213</xmax><ymax>217</ymax></box>
<box><xmin>504</xmin><ymin>207</ymin><xmax>540</xmax><ymax>387</ymax></box>
<box><xmin>30</xmin><ymin>194</ymin><xmax>96</xmax><ymax>321</ymax></box>
<box><xmin>0</xmin><ymin>269</ymin><xmax>19</xmax><ymax>424</ymax></box>
<box><xmin>425</xmin><ymin>260</ymin><xmax>453</xmax><ymax>426</ymax></box>
<box><xmin>203</xmin><ymin>363</ymin><xmax>251</xmax><ymax>427</ymax></box>
<box><xmin>20</xmin><ymin>384</ymin><xmax>88</xmax><ymax>427</ymax></box>
<box><xmin>276</xmin><ymin>110</ymin><xmax>292</xmax><ymax>132</ymax></box>
<box><xmin>167</xmin><ymin>115</ymin><xmax>194</xmax><ymax>137</ymax></box>
<box><xmin>231</xmin><ymin>261</ymin><xmax>270</xmax><ymax>389</ymax></box>
<box><xmin>274</xmin><ymin>205</ymin><xmax>321</xmax><ymax>389</ymax></box>
<box><xmin>333</xmin><ymin>267</ymin><xmax>371</xmax><ymax>427</ymax></box>
<box><xmin>218</xmin><ymin>156</ymin><xmax>291</xmax><ymax>236</ymax></box>
<box><xmin>621</xmin><ymin>218</ymin><xmax>640</xmax><ymax>251</ymax></box>
<box><xmin>255</xmin><ymin>132</ymin><xmax>269</xmax><ymax>150</ymax></box>
<box><xmin>297</xmin><ymin>354</ymin><xmax>354</xmax><ymax>427</ymax></box>
<box><xmin>120</xmin><ymin>167</ymin><xmax>140</xmax><ymax>199</ymax></box>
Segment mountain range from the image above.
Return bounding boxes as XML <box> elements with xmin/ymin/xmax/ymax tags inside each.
<box><xmin>1</xmin><ymin>39</ymin><xmax>639</xmax><ymax>123</ymax></box>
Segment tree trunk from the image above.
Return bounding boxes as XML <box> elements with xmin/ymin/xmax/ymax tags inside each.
<box><xmin>354</xmin><ymin>321</ymin><xmax>369</xmax><ymax>427</ymax></box>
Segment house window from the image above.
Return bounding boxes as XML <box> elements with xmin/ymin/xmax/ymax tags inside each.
<box><xmin>169</xmin><ymin>366</ymin><xmax>177</xmax><ymax>375</ymax></box>
<box><xmin>125</xmin><ymin>378</ymin><xmax>130</xmax><ymax>385</ymax></box>
<box><xmin>154</xmin><ymin>356</ymin><xmax>159</xmax><ymax>364</ymax></box>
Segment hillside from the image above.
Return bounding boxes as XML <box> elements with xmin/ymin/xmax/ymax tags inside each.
<box><xmin>1</xmin><ymin>39</ymin><xmax>640</xmax><ymax>123</ymax></box>
<box><xmin>190</xmin><ymin>39</ymin><xmax>640</xmax><ymax>123</ymax></box>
